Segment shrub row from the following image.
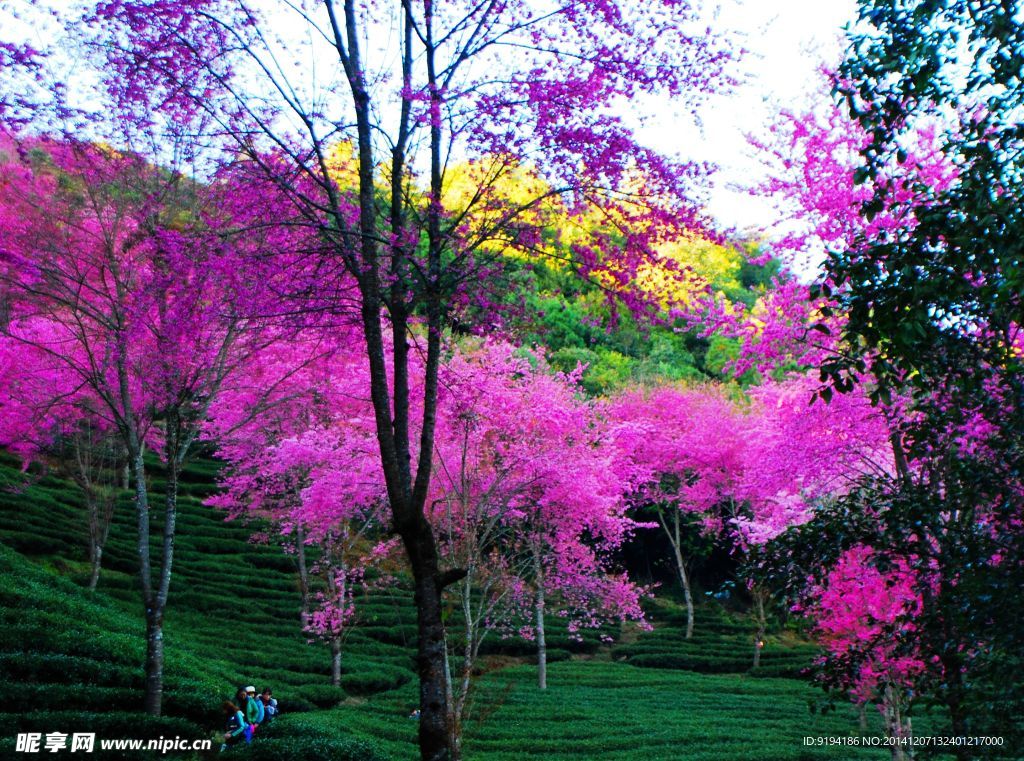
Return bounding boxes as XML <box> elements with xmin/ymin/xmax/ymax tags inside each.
<box><xmin>626</xmin><ymin>653</ymin><xmax>755</xmax><ymax>673</ymax></box>
<box><xmin>293</xmin><ymin>684</ymin><xmax>347</xmax><ymax>709</ymax></box>
<box><xmin>232</xmin><ymin>718</ymin><xmax>391</xmax><ymax>761</ymax></box>
<box><xmin>0</xmin><ymin>653</ymin><xmax>143</xmax><ymax>688</ymax></box>
<box><xmin>340</xmin><ymin>663</ymin><xmax>412</xmax><ymax>695</ymax></box>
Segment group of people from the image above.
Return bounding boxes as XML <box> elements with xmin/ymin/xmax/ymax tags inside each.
<box><xmin>220</xmin><ymin>685</ymin><xmax>277</xmax><ymax>751</ymax></box>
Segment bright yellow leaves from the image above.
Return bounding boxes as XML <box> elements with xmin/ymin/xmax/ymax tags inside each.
<box><xmin>324</xmin><ymin>141</ymin><xmax>360</xmax><ymax>188</ymax></box>
<box><xmin>441</xmin><ymin>155</ymin><xmax>566</xmax><ymax>261</ymax></box>
<box><xmin>630</xmin><ymin>236</ymin><xmax>746</xmax><ymax>312</ymax></box>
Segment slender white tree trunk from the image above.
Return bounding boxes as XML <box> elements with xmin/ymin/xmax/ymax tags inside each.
<box><xmin>882</xmin><ymin>684</ymin><xmax>912</xmax><ymax>761</ymax></box>
<box><xmin>534</xmin><ymin>550</ymin><xmax>547</xmax><ymax>689</ymax></box>
<box><xmin>328</xmin><ymin>559</ymin><xmax>347</xmax><ymax>686</ymax></box>
<box><xmin>659</xmin><ymin>510</ymin><xmax>694</xmax><ymax>638</ymax></box>
<box><xmin>752</xmin><ymin>585</ymin><xmax>768</xmax><ymax>669</ymax></box>
<box><xmin>296</xmin><ymin>525</ymin><xmax>310</xmax><ymax>629</ymax></box>
<box><xmin>330</xmin><ymin>636</ymin><xmax>342</xmax><ymax>687</ymax></box>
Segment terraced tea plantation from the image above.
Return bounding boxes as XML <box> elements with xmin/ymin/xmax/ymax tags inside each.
<box><xmin>0</xmin><ymin>453</ymin><xmax>936</xmax><ymax>759</ymax></box>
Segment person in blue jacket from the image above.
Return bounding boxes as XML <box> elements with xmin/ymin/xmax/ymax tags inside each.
<box><xmin>220</xmin><ymin>701</ymin><xmax>246</xmax><ymax>751</ymax></box>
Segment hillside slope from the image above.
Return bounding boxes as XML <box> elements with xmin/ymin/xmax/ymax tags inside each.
<box><xmin>0</xmin><ymin>452</ymin><xmax>911</xmax><ymax>760</ymax></box>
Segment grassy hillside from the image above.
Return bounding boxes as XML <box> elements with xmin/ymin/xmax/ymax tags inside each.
<box><xmin>302</xmin><ymin>663</ymin><xmax>897</xmax><ymax>761</ymax></box>
<box><xmin>0</xmin><ymin>451</ymin><xmax>931</xmax><ymax>759</ymax></box>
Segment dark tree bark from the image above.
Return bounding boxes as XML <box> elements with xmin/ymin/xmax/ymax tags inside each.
<box><xmin>324</xmin><ymin>1</ymin><xmax>457</xmax><ymax>755</ymax></box>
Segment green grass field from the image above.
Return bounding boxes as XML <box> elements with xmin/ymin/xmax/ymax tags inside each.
<box><xmin>300</xmin><ymin>662</ymin><xmax>909</xmax><ymax>761</ymax></box>
<box><xmin>0</xmin><ymin>451</ymin><xmax>943</xmax><ymax>760</ymax></box>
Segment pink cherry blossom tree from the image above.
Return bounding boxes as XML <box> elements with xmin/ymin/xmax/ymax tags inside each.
<box><xmin>733</xmin><ymin>374</ymin><xmax>893</xmax><ymax>545</ymax></box>
<box><xmin>205</xmin><ymin>327</ymin><xmax>394</xmax><ymax>684</ymax></box>
<box><xmin>734</xmin><ymin>88</ymin><xmax>1013</xmax><ymax>748</ymax></box>
<box><xmin>0</xmin><ymin>135</ymin><xmax>284</xmax><ymax>715</ymax></box>
<box><xmin>429</xmin><ymin>342</ymin><xmax>644</xmax><ymax>723</ymax></box>
<box><xmin>805</xmin><ymin>545</ymin><xmax>923</xmax><ymax>758</ymax></box>
<box><xmin>729</xmin><ymin>371</ymin><xmax>895</xmax><ymax>668</ymax></box>
<box><xmin>607</xmin><ymin>384</ymin><xmax>746</xmax><ymax>639</ymax></box>
<box><xmin>0</xmin><ymin>332</ymin><xmax>126</xmax><ymax>590</ymax></box>
<box><xmin>72</xmin><ymin>3</ymin><xmax>736</xmax><ymax>755</ymax></box>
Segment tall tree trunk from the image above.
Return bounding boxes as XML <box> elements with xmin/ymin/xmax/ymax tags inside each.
<box><xmin>328</xmin><ymin>560</ymin><xmax>347</xmax><ymax>687</ymax></box>
<box><xmin>882</xmin><ymin>684</ymin><xmax>911</xmax><ymax>761</ymax></box>
<box><xmin>134</xmin><ymin>437</ymin><xmax>180</xmax><ymax>718</ymax></box>
<box><xmin>752</xmin><ymin>585</ymin><xmax>767</xmax><ymax>669</ymax></box>
<box><xmin>360</xmin><ymin>288</ymin><xmax>453</xmax><ymax>761</ymax></box>
<box><xmin>143</xmin><ymin>609</ymin><xmax>165</xmax><ymax>717</ymax></box>
<box><xmin>72</xmin><ymin>433</ymin><xmax>115</xmax><ymax>593</ymax></box>
<box><xmin>445</xmin><ymin>573</ymin><xmax>472</xmax><ymax>761</ymax></box>
<box><xmin>331</xmin><ymin>1</ymin><xmax>453</xmax><ymax>754</ymax></box>
<box><xmin>129</xmin><ymin>445</ymin><xmax>161</xmax><ymax>716</ymax></box>
<box><xmin>944</xmin><ymin>661</ymin><xmax>969</xmax><ymax>761</ymax></box>
<box><xmin>676</xmin><ymin>555</ymin><xmax>694</xmax><ymax>640</ymax></box>
<box><xmin>534</xmin><ymin>552</ymin><xmax>547</xmax><ymax>690</ymax></box>
<box><xmin>934</xmin><ymin>553</ymin><xmax>967</xmax><ymax>761</ymax></box>
<box><xmin>86</xmin><ymin>494</ymin><xmax>115</xmax><ymax>592</ymax></box>
<box><xmin>384</xmin><ymin>488</ymin><xmax>453</xmax><ymax>761</ymax></box>
<box><xmin>87</xmin><ymin>526</ymin><xmax>103</xmax><ymax>591</ymax></box>
<box><xmin>157</xmin><ymin>457</ymin><xmax>178</xmax><ymax>710</ymax></box>
<box><xmin>442</xmin><ymin>637</ymin><xmax>455</xmax><ymax>754</ymax></box>
<box><xmin>450</xmin><ymin>678</ymin><xmax>464</xmax><ymax>761</ymax></box>
<box><xmin>86</xmin><ymin>492</ymin><xmax>102</xmax><ymax>592</ymax></box>
<box><xmin>659</xmin><ymin>510</ymin><xmax>694</xmax><ymax>638</ymax></box>
<box><xmin>142</xmin><ymin>455</ymin><xmax>178</xmax><ymax>717</ymax></box>
<box><xmin>330</xmin><ymin>636</ymin><xmax>342</xmax><ymax>687</ymax></box>
<box><xmin>295</xmin><ymin>524</ymin><xmax>311</xmax><ymax>628</ymax></box>
<box><xmin>410</xmin><ymin>554</ymin><xmax>451</xmax><ymax>761</ymax></box>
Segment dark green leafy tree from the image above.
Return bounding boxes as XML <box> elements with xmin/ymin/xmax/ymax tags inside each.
<box><xmin>801</xmin><ymin>1</ymin><xmax>1024</xmax><ymax>755</ymax></box>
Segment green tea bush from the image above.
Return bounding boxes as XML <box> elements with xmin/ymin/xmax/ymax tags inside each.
<box><xmin>230</xmin><ymin>736</ymin><xmax>390</xmax><ymax>761</ymax></box>
<box><xmin>748</xmin><ymin>663</ymin><xmax>810</xmax><ymax>679</ymax></box>
<box><xmin>356</xmin><ymin>625</ymin><xmax>415</xmax><ymax>646</ymax></box>
<box><xmin>340</xmin><ymin>666</ymin><xmax>411</xmax><ymax>695</ymax></box>
<box><xmin>276</xmin><ymin>696</ymin><xmax>315</xmax><ymax>713</ymax></box>
<box><xmin>162</xmin><ymin>681</ymin><xmax>226</xmax><ymax>725</ymax></box>
<box><xmin>231</xmin><ymin>719</ymin><xmax>390</xmax><ymax>761</ymax></box>
<box><xmin>294</xmin><ymin>685</ymin><xmax>347</xmax><ymax>708</ymax></box>
<box><xmin>248</xmin><ymin>553</ymin><xmax>298</xmax><ymax>573</ymax></box>
<box><xmin>0</xmin><ymin>530</ymin><xmax>68</xmax><ymax>555</ymax></box>
<box><xmin>0</xmin><ymin>653</ymin><xmax>143</xmax><ymax>687</ymax></box>
<box><xmin>0</xmin><ymin>709</ymin><xmax>199</xmax><ymax>739</ymax></box>
<box><xmin>336</xmin><ymin>638</ymin><xmax>410</xmax><ymax>660</ymax></box>
<box><xmin>185</xmin><ymin>591</ymin><xmax>251</xmax><ymax>614</ymax></box>
<box><xmin>21</xmin><ymin>626</ymin><xmax>141</xmax><ymax>665</ymax></box>
<box><xmin>188</xmin><ymin>537</ymin><xmax>245</xmax><ymax>555</ymax></box>
<box><xmin>533</xmin><ymin>647</ymin><xmax>571</xmax><ymax>664</ymax></box>
<box><xmin>356</xmin><ymin>607</ymin><xmax>415</xmax><ymax>629</ymax></box>
<box><xmin>626</xmin><ymin>653</ymin><xmax>752</xmax><ymax>673</ymax></box>
<box><xmin>479</xmin><ymin>638</ymin><xmax>533</xmax><ymax>657</ymax></box>
<box><xmin>0</xmin><ymin>682</ymin><xmax>136</xmax><ymax>712</ymax></box>
<box><xmin>552</xmin><ymin>634</ymin><xmax>604</xmax><ymax>654</ymax></box>
<box><xmin>247</xmin><ymin>651</ymin><xmax>329</xmax><ymax>676</ymax></box>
